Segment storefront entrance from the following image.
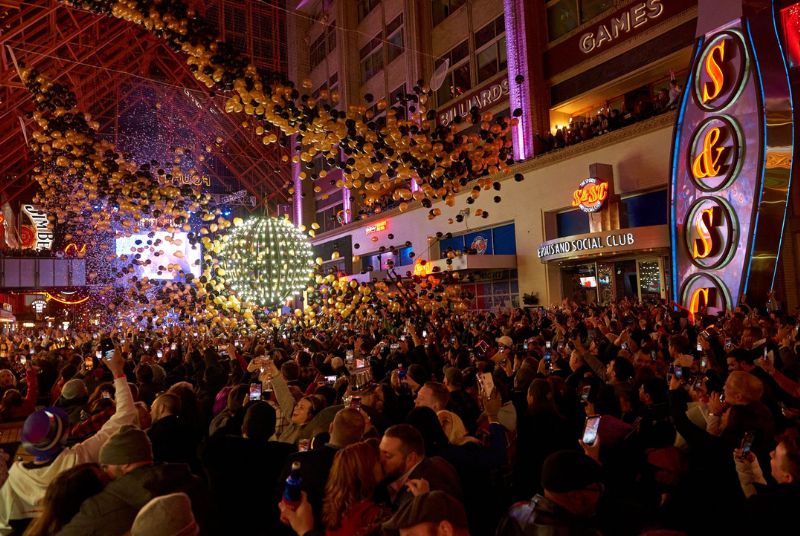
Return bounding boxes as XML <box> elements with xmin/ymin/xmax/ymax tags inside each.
<box><xmin>560</xmin><ymin>256</ymin><xmax>667</xmax><ymax>305</ymax></box>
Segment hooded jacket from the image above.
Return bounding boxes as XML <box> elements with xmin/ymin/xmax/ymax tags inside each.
<box><xmin>56</xmin><ymin>463</ymin><xmax>209</xmax><ymax>536</ymax></box>
<box><xmin>0</xmin><ymin>376</ymin><xmax>136</xmax><ymax>534</ymax></box>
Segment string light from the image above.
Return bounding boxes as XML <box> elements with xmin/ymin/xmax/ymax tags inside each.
<box><xmin>218</xmin><ymin>217</ymin><xmax>314</xmax><ymax>307</ymax></box>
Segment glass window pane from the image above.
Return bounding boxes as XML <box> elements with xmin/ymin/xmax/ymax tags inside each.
<box><xmin>477</xmin><ymin>46</ymin><xmax>499</xmax><ymax>82</ymax></box>
<box><xmin>475</xmin><ymin>21</ymin><xmax>495</xmax><ymax>49</ymax></box>
<box><xmin>452</xmin><ymin>63</ymin><xmax>471</xmax><ymax>96</ymax></box>
<box><xmin>547</xmin><ymin>0</ymin><xmax>579</xmax><ymax>41</ymax></box>
<box><xmin>580</xmin><ymin>0</ymin><xmax>613</xmax><ymax>24</ymax></box>
<box><xmin>387</xmin><ymin>31</ymin><xmax>404</xmax><ymax>63</ymax></box>
<box><xmin>498</xmin><ymin>37</ymin><xmax>507</xmax><ymax>71</ymax></box>
<box><xmin>451</xmin><ymin>40</ymin><xmax>470</xmax><ymax>64</ymax></box>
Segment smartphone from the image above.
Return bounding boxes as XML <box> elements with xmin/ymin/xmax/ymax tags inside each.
<box><xmin>479</xmin><ymin>372</ymin><xmax>496</xmax><ymax>396</ymax></box>
<box><xmin>20</xmin><ymin>356</ymin><xmax>27</xmax><ymax>366</ymax></box>
<box><xmin>650</xmin><ymin>350</ymin><xmax>657</xmax><ymax>362</ymax></box>
<box><xmin>325</xmin><ymin>375</ymin><xmax>337</xmax><ymax>384</ymax></box>
<box><xmin>400</xmin><ymin>335</ymin><xmax>406</xmax><ymax>342</ymax></box>
<box><xmin>700</xmin><ymin>356</ymin><xmax>708</xmax><ymax>369</ymax></box>
<box><xmin>345</xmin><ymin>350</ymin><xmax>354</xmax><ymax>364</ymax></box>
<box><xmin>667</xmin><ymin>364</ymin><xmax>675</xmax><ymax>382</ymax></box>
<box><xmin>544</xmin><ymin>351</ymin><xmax>552</xmax><ymax>372</ymax></box>
<box><xmin>249</xmin><ymin>382</ymin><xmax>262</xmax><ymax>401</ymax></box>
<box><xmin>580</xmin><ymin>385</ymin><xmax>591</xmax><ymax>403</ymax></box>
<box><xmin>101</xmin><ymin>391</ymin><xmax>112</xmax><ymax>399</ymax></box>
<box><xmin>84</xmin><ymin>356</ymin><xmax>94</xmax><ymax>370</ymax></box>
<box><xmin>545</xmin><ymin>341</ymin><xmax>552</xmax><ymax>349</ymax></box>
<box><xmin>29</xmin><ymin>348</ymin><xmax>35</xmax><ymax>355</ymax></box>
<box><xmin>675</xmin><ymin>366</ymin><xmax>684</xmax><ymax>380</ymax></box>
<box><xmin>96</xmin><ymin>350</ymin><xmax>102</xmax><ymax>359</ymax></box>
<box><xmin>171</xmin><ymin>343</ymin><xmax>177</xmax><ymax>350</ymax></box>
<box><xmin>621</xmin><ymin>342</ymin><xmax>628</xmax><ymax>350</ymax></box>
<box><xmin>350</xmin><ymin>396</ymin><xmax>362</xmax><ymax>411</ymax></box>
<box><xmin>422</xmin><ymin>330</ymin><xmax>428</xmax><ymax>338</ymax></box>
<box><xmin>523</xmin><ymin>342</ymin><xmax>529</xmax><ymax>351</ymax></box>
<box><xmin>156</xmin><ymin>350</ymin><xmax>163</xmax><ymax>358</ymax></box>
<box><xmin>725</xmin><ymin>337</ymin><xmax>732</xmax><ymax>350</ymax></box>
<box><xmin>235</xmin><ymin>340</ymin><xmax>240</xmax><ymax>347</ymax></box>
<box><xmin>355</xmin><ymin>358</ymin><xmax>366</xmax><ymax>369</ymax></box>
<box><xmin>582</xmin><ymin>415</ymin><xmax>601</xmax><ymax>446</ymax></box>
<box><xmin>739</xmin><ymin>431</ymin><xmax>755</xmax><ymax>459</ymax></box>
<box><xmin>100</xmin><ymin>337</ymin><xmax>114</xmax><ymax>360</ymax></box>
<box><xmin>696</xmin><ymin>343</ymin><xmax>703</xmax><ymax>353</ymax></box>
<box><xmin>450</xmin><ymin>336</ymin><xmax>456</xmax><ymax>344</ymax></box>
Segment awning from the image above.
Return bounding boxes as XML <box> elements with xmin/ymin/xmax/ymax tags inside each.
<box><xmin>0</xmin><ymin>309</ymin><xmax>16</xmax><ymax>323</ymax></box>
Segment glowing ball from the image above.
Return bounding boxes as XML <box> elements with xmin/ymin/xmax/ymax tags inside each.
<box><xmin>218</xmin><ymin>217</ymin><xmax>314</xmax><ymax>307</ymax></box>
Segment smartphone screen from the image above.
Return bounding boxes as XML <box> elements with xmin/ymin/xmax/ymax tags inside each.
<box><xmin>100</xmin><ymin>337</ymin><xmax>114</xmax><ymax>361</ymax></box>
<box><xmin>582</xmin><ymin>415</ymin><xmax>601</xmax><ymax>446</ymax></box>
<box><xmin>674</xmin><ymin>366</ymin><xmax>684</xmax><ymax>380</ymax></box>
<box><xmin>156</xmin><ymin>350</ymin><xmax>163</xmax><ymax>358</ymax></box>
<box><xmin>650</xmin><ymin>350</ymin><xmax>657</xmax><ymax>362</ymax></box>
<box><xmin>249</xmin><ymin>383</ymin><xmax>262</xmax><ymax>401</ymax></box>
<box><xmin>95</xmin><ymin>350</ymin><xmax>102</xmax><ymax>360</ymax></box>
<box><xmin>480</xmin><ymin>372</ymin><xmax>496</xmax><ymax>396</ymax></box>
<box><xmin>523</xmin><ymin>342</ymin><xmax>529</xmax><ymax>351</ymax></box>
<box><xmin>739</xmin><ymin>431</ymin><xmax>755</xmax><ymax>459</ymax></box>
<box><xmin>545</xmin><ymin>341</ymin><xmax>552</xmax><ymax>349</ymax></box>
<box><xmin>350</xmin><ymin>396</ymin><xmax>362</xmax><ymax>411</ymax></box>
<box><xmin>325</xmin><ymin>375</ymin><xmax>337</xmax><ymax>384</ymax></box>
<box><xmin>171</xmin><ymin>343</ymin><xmax>177</xmax><ymax>350</ymax></box>
<box><xmin>580</xmin><ymin>385</ymin><xmax>591</xmax><ymax>403</ymax></box>
<box><xmin>422</xmin><ymin>330</ymin><xmax>428</xmax><ymax>338</ymax></box>
<box><xmin>84</xmin><ymin>356</ymin><xmax>94</xmax><ymax>370</ymax></box>
<box><xmin>696</xmin><ymin>343</ymin><xmax>703</xmax><ymax>352</ymax></box>
<box><xmin>20</xmin><ymin>356</ymin><xmax>27</xmax><ymax>366</ymax></box>
<box><xmin>355</xmin><ymin>358</ymin><xmax>366</xmax><ymax>369</ymax></box>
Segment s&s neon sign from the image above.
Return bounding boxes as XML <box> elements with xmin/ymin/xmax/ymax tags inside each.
<box><xmin>571</xmin><ymin>178</ymin><xmax>609</xmax><ymax>213</ymax></box>
<box><xmin>670</xmin><ymin>3</ymin><xmax>793</xmax><ymax>316</ymax></box>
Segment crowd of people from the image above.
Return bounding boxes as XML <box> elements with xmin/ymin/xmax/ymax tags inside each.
<box><xmin>534</xmin><ymin>79</ymin><xmax>682</xmax><ymax>156</ymax></box>
<box><xmin>0</xmin><ymin>294</ymin><xmax>798</xmax><ymax>535</ymax></box>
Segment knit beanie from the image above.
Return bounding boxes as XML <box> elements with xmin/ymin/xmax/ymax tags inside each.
<box><xmin>99</xmin><ymin>425</ymin><xmax>153</xmax><ymax>465</ymax></box>
<box><xmin>61</xmin><ymin>378</ymin><xmax>88</xmax><ymax>400</ymax></box>
<box><xmin>131</xmin><ymin>492</ymin><xmax>199</xmax><ymax>536</ymax></box>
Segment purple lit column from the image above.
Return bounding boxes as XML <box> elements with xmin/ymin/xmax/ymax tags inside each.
<box><xmin>292</xmin><ymin>135</ymin><xmax>303</xmax><ymax>226</ymax></box>
<box><xmin>504</xmin><ymin>0</ymin><xmax>534</xmax><ymax>161</ymax></box>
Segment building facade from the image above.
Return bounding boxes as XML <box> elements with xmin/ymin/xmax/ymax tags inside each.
<box><xmin>286</xmin><ymin>0</ymin><xmax>800</xmax><ymax>310</ymax></box>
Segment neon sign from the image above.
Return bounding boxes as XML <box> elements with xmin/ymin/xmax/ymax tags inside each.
<box><xmin>365</xmin><ymin>221</ymin><xmax>388</xmax><ymax>234</ymax></box>
<box><xmin>670</xmin><ymin>4</ymin><xmax>793</xmax><ymax>314</ymax></box>
<box><xmin>571</xmin><ymin>178</ymin><xmax>609</xmax><ymax>213</ymax></box>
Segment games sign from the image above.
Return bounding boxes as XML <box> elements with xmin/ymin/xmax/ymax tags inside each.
<box><xmin>670</xmin><ymin>3</ymin><xmax>793</xmax><ymax>316</ymax></box>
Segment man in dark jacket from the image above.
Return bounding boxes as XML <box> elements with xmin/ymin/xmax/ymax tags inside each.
<box><xmin>496</xmin><ymin>450</ymin><xmax>604</xmax><ymax>536</ymax></box>
<box><xmin>147</xmin><ymin>392</ymin><xmax>196</xmax><ymax>466</ymax></box>
<box><xmin>58</xmin><ymin>425</ymin><xmax>210</xmax><ymax>536</ymax></box>
<box><xmin>202</xmin><ymin>401</ymin><xmax>295</xmax><ymax>536</ymax></box>
<box><xmin>377</xmin><ymin>424</ymin><xmax>463</xmax><ymax>512</ymax></box>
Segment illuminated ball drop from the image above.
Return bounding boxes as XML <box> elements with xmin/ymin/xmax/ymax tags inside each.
<box><xmin>218</xmin><ymin>217</ymin><xmax>315</xmax><ymax>307</ymax></box>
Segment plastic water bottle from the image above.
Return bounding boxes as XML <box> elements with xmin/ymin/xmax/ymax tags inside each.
<box><xmin>282</xmin><ymin>461</ymin><xmax>302</xmax><ymax>510</ymax></box>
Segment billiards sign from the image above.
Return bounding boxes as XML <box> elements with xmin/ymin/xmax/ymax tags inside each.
<box><xmin>670</xmin><ymin>5</ymin><xmax>793</xmax><ymax>316</ymax></box>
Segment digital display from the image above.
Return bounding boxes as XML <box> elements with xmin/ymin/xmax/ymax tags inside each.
<box><xmin>579</xmin><ymin>276</ymin><xmax>597</xmax><ymax>288</ymax></box>
<box><xmin>115</xmin><ymin>232</ymin><xmax>201</xmax><ymax>280</ymax></box>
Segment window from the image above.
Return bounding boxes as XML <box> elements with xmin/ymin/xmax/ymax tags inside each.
<box><xmin>474</xmin><ymin>14</ymin><xmax>505</xmax><ymax>49</ymax></box>
<box><xmin>547</xmin><ymin>0</ymin><xmax>579</xmax><ymax>41</ymax></box>
<box><xmin>361</xmin><ymin>47</ymin><xmax>384</xmax><ymax>83</ymax></box>
<box><xmin>357</xmin><ymin>0</ymin><xmax>380</xmax><ymax>22</ymax></box>
<box><xmin>474</xmin><ymin>15</ymin><xmax>506</xmax><ymax>83</ymax></box>
<box><xmin>432</xmin><ymin>0</ymin><xmax>467</xmax><ymax>27</ymax></box>
<box><xmin>435</xmin><ymin>40</ymin><xmax>471</xmax><ymax>106</ymax></box>
<box><xmin>317</xmin><ymin>203</ymin><xmax>344</xmax><ymax>234</ymax></box>
<box><xmin>310</xmin><ymin>24</ymin><xmax>336</xmax><ymax>69</ymax></box>
<box><xmin>386</xmin><ymin>14</ymin><xmax>404</xmax><ymax>63</ymax></box>
<box><xmin>580</xmin><ymin>0</ymin><xmax>613</xmax><ymax>24</ymax></box>
<box><xmin>547</xmin><ymin>0</ymin><xmax>615</xmax><ymax>41</ymax></box>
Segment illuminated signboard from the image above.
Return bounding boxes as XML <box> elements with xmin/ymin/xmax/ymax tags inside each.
<box><xmin>21</xmin><ymin>204</ymin><xmax>53</xmax><ymax>251</ymax></box>
<box><xmin>571</xmin><ymin>178</ymin><xmax>609</xmax><ymax>213</ymax></box>
<box><xmin>365</xmin><ymin>221</ymin><xmax>388</xmax><ymax>234</ymax></box>
<box><xmin>670</xmin><ymin>4</ymin><xmax>793</xmax><ymax>317</ymax></box>
<box><xmin>30</xmin><ymin>299</ymin><xmax>47</xmax><ymax>314</ymax></box>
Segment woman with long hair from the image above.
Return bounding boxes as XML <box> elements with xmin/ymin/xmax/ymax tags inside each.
<box><xmin>23</xmin><ymin>463</ymin><xmax>108</xmax><ymax>536</ymax></box>
<box><xmin>322</xmin><ymin>440</ymin><xmax>388</xmax><ymax>536</ymax></box>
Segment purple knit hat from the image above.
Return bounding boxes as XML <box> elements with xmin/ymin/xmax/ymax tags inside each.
<box><xmin>22</xmin><ymin>407</ymin><xmax>70</xmax><ymax>461</ymax></box>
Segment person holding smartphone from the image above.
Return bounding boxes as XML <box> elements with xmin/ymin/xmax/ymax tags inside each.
<box><xmin>0</xmin><ymin>346</ymin><xmax>137</xmax><ymax>532</ymax></box>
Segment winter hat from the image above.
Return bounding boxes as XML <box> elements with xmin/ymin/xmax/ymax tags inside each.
<box><xmin>61</xmin><ymin>378</ymin><xmax>88</xmax><ymax>400</ymax></box>
<box><xmin>541</xmin><ymin>450</ymin><xmax>603</xmax><ymax>493</ymax></box>
<box><xmin>99</xmin><ymin>425</ymin><xmax>153</xmax><ymax>465</ymax></box>
<box><xmin>131</xmin><ymin>492</ymin><xmax>199</xmax><ymax>536</ymax></box>
<box><xmin>22</xmin><ymin>407</ymin><xmax>70</xmax><ymax>461</ymax></box>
